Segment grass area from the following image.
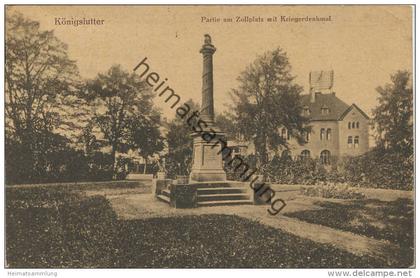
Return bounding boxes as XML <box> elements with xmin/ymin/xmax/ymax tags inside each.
<box><xmin>6</xmin><ymin>186</ymin><xmax>389</xmax><ymax>268</ymax></box>
<box><xmin>284</xmin><ymin>198</ymin><xmax>414</xmax><ymax>267</ymax></box>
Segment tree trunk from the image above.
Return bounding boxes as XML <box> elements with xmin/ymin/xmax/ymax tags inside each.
<box><xmin>21</xmin><ymin>131</ymin><xmax>35</xmax><ymax>182</ymax></box>
<box><xmin>143</xmin><ymin>157</ymin><xmax>148</xmax><ymax>174</ymax></box>
<box><xmin>255</xmin><ymin>135</ymin><xmax>268</xmax><ymax>182</ymax></box>
<box><xmin>111</xmin><ymin>144</ymin><xmax>117</xmax><ymax>180</ymax></box>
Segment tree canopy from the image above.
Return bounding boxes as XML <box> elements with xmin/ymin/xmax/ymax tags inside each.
<box><xmin>372</xmin><ymin>70</ymin><xmax>413</xmax><ymax>156</ymax></box>
<box><xmin>228</xmin><ymin>48</ymin><xmax>310</xmax><ymax>170</ymax></box>
<box><xmin>83</xmin><ymin>65</ymin><xmax>162</xmax><ymax>178</ymax></box>
<box><xmin>5</xmin><ymin>12</ymin><xmax>81</xmax><ymax>183</ymax></box>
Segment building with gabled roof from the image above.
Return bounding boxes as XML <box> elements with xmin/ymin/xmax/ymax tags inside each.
<box><xmin>280</xmin><ymin>71</ymin><xmax>370</xmax><ymax>164</ymax></box>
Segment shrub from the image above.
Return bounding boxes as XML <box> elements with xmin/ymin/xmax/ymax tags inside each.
<box><xmin>240</xmin><ymin>148</ymin><xmax>413</xmax><ymax>191</ymax></box>
<box><xmin>261</xmin><ymin>155</ymin><xmax>331</xmax><ymax>185</ymax></box>
<box><xmin>342</xmin><ymin>149</ymin><xmax>413</xmax><ymax>190</ymax></box>
<box><xmin>300</xmin><ymin>183</ymin><xmax>365</xmax><ymax>200</ymax></box>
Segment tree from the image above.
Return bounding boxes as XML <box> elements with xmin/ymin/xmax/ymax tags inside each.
<box><xmin>128</xmin><ymin>111</ymin><xmax>165</xmax><ymax>174</ymax></box>
<box><xmin>215</xmin><ymin>113</ymin><xmax>238</xmax><ymax>140</ymax></box>
<box><xmin>5</xmin><ymin>12</ymin><xmax>80</xmax><ymax>182</ymax></box>
<box><xmin>372</xmin><ymin>70</ymin><xmax>413</xmax><ymax>156</ymax></box>
<box><xmin>229</xmin><ymin>48</ymin><xmax>310</xmax><ymax>173</ymax></box>
<box><xmin>83</xmin><ymin>65</ymin><xmax>158</xmax><ymax>179</ymax></box>
<box><xmin>164</xmin><ymin>100</ymin><xmax>200</xmax><ymax>177</ymax></box>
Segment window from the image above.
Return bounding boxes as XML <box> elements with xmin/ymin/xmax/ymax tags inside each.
<box><xmin>356</xmin><ymin>122</ymin><xmax>360</xmax><ymax>129</ymax></box>
<box><xmin>321</xmin><ymin>105</ymin><xmax>330</xmax><ymax>115</ymax></box>
<box><xmin>326</xmin><ymin>128</ymin><xmax>332</xmax><ymax>141</ymax></box>
<box><xmin>320</xmin><ymin>150</ymin><xmax>331</xmax><ymax>165</ymax></box>
<box><xmin>303</xmin><ymin>106</ymin><xmax>310</xmax><ymax>116</ymax></box>
<box><xmin>301</xmin><ymin>150</ymin><xmax>311</xmax><ymax>160</ymax></box>
<box><xmin>281</xmin><ymin>128</ymin><xmax>287</xmax><ymax>140</ymax></box>
<box><xmin>354</xmin><ymin>136</ymin><xmax>359</xmax><ymax>148</ymax></box>
<box><xmin>320</xmin><ymin>128</ymin><xmax>325</xmax><ymax>140</ymax></box>
<box><xmin>348</xmin><ymin>136</ymin><xmax>353</xmax><ymax>148</ymax></box>
<box><xmin>352</xmin><ymin>122</ymin><xmax>355</xmax><ymax>129</ymax></box>
<box><xmin>348</xmin><ymin>122</ymin><xmax>351</xmax><ymax>129</ymax></box>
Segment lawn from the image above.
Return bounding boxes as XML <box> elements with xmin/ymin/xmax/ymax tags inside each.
<box><xmin>6</xmin><ymin>186</ymin><xmax>387</xmax><ymax>268</ymax></box>
<box><xmin>284</xmin><ymin>198</ymin><xmax>414</xmax><ymax>267</ymax></box>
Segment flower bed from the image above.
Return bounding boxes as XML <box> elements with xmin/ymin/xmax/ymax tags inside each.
<box><xmin>300</xmin><ymin>183</ymin><xmax>365</xmax><ymax>199</ymax></box>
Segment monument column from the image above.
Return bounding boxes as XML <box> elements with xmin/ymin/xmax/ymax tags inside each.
<box><xmin>189</xmin><ymin>34</ymin><xmax>227</xmax><ymax>182</ymax></box>
<box><xmin>200</xmin><ymin>34</ymin><xmax>216</xmax><ymax>124</ymax></box>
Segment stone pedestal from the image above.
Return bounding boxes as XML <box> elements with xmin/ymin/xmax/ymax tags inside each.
<box><xmin>169</xmin><ymin>183</ymin><xmax>197</xmax><ymax>208</ymax></box>
<box><xmin>189</xmin><ymin>133</ymin><xmax>227</xmax><ymax>182</ymax></box>
<box><xmin>152</xmin><ymin>178</ymin><xmax>172</xmax><ymax>195</ymax></box>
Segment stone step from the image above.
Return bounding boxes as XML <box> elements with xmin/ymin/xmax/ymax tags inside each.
<box><xmin>197</xmin><ymin>199</ymin><xmax>253</xmax><ymax>207</ymax></box>
<box><xmin>126</xmin><ymin>173</ymin><xmax>154</xmax><ymax>181</ymax></box>
<box><xmin>197</xmin><ymin>187</ymin><xmax>248</xmax><ymax>195</ymax></box>
<box><xmin>193</xmin><ymin>182</ymin><xmax>248</xmax><ymax>189</ymax></box>
<box><xmin>161</xmin><ymin>189</ymin><xmax>171</xmax><ymax>197</ymax></box>
<box><xmin>197</xmin><ymin>193</ymin><xmax>251</xmax><ymax>202</ymax></box>
<box><xmin>156</xmin><ymin>194</ymin><xmax>170</xmax><ymax>203</ymax></box>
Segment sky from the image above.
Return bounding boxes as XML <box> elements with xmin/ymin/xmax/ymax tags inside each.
<box><xmin>9</xmin><ymin>5</ymin><xmax>413</xmax><ymax>119</ymax></box>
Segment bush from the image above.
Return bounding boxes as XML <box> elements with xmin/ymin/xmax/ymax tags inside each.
<box><xmin>300</xmin><ymin>183</ymin><xmax>365</xmax><ymax>199</ymax></box>
<box><xmin>261</xmin><ymin>155</ymin><xmax>331</xmax><ymax>185</ymax></box>
<box><xmin>241</xmin><ymin>148</ymin><xmax>413</xmax><ymax>191</ymax></box>
<box><xmin>342</xmin><ymin>149</ymin><xmax>413</xmax><ymax>190</ymax></box>
<box><xmin>5</xmin><ymin>137</ymin><xmax>133</xmax><ymax>185</ymax></box>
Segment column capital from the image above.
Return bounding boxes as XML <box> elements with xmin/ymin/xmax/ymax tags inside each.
<box><xmin>200</xmin><ymin>34</ymin><xmax>216</xmax><ymax>54</ymax></box>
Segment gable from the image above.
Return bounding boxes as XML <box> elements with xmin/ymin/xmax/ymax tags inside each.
<box><xmin>339</xmin><ymin>104</ymin><xmax>370</xmax><ymax>121</ymax></box>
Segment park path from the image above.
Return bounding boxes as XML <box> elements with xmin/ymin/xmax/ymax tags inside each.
<box><xmin>108</xmin><ymin>193</ymin><xmax>402</xmax><ymax>265</ymax></box>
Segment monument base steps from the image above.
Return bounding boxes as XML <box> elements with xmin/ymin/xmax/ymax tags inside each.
<box><xmin>156</xmin><ymin>181</ymin><xmax>253</xmax><ymax>207</ymax></box>
<box><xmin>196</xmin><ymin>185</ymin><xmax>252</xmax><ymax>206</ymax></box>
<box><xmin>156</xmin><ymin>189</ymin><xmax>171</xmax><ymax>204</ymax></box>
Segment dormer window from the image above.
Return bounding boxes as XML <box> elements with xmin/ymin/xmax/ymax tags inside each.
<box><xmin>321</xmin><ymin>105</ymin><xmax>330</xmax><ymax>115</ymax></box>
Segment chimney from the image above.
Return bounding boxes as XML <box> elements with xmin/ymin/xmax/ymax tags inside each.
<box><xmin>310</xmin><ymin>88</ymin><xmax>316</xmax><ymax>103</ymax></box>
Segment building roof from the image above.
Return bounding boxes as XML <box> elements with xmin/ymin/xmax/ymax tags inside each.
<box><xmin>339</xmin><ymin>103</ymin><xmax>370</xmax><ymax>121</ymax></box>
<box><xmin>300</xmin><ymin>93</ymin><xmax>351</xmax><ymax>121</ymax></box>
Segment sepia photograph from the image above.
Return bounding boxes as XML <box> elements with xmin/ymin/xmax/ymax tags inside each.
<box><xmin>3</xmin><ymin>4</ymin><xmax>415</xmax><ymax>271</ymax></box>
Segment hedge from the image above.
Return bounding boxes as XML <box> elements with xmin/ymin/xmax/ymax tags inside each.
<box><xmin>230</xmin><ymin>148</ymin><xmax>413</xmax><ymax>191</ymax></box>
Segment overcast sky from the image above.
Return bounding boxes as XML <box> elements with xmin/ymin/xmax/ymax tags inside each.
<box><xmin>10</xmin><ymin>5</ymin><xmax>413</xmax><ymax>119</ymax></box>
